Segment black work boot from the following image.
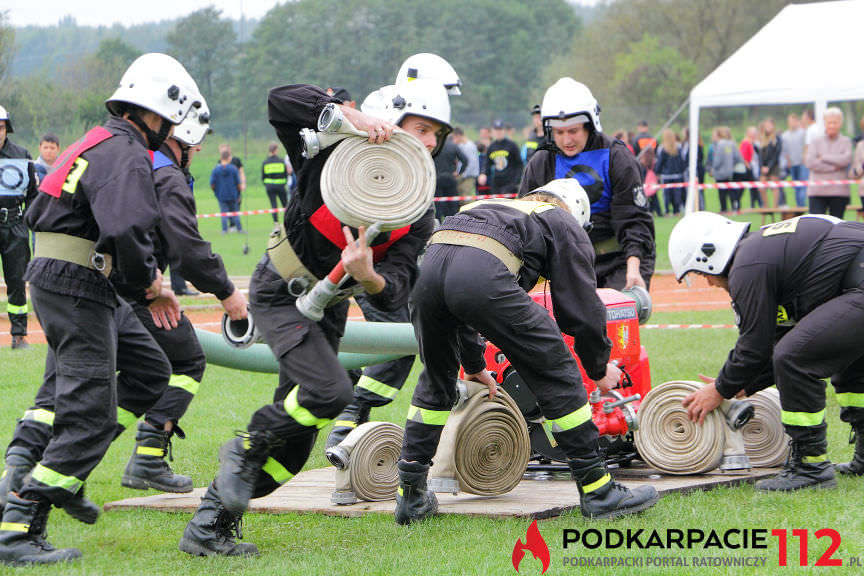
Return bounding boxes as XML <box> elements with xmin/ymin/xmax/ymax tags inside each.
<box><xmin>756</xmin><ymin>440</ymin><xmax>837</xmax><ymax>492</ymax></box>
<box><xmin>0</xmin><ymin>447</ymin><xmax>36</xmax><ymax>513</ymax></box>
<box><xmin>58</xmin><ymin>487</ymin><xmax>100</xmax><ymax>524</ymax></box>
<box><xmin>178</xmin><ymin>482</ymin><xmax>258</xmax><ymax>557</ymax></box>
<box><xmin>325</xmin><ymin>402</ymin><xmax>371</xmax><ymax>450</ymax></box>
<box><xmin>836</xmin><ymin>425</ymin><xmax>864</xmax><ymax>476</ymax></box>
<box><xmin>0</xmin><ymin>493</ymin><xmax>81</xmax><ymax>566</ymax></box>
<box><xmin>394</xmin><ymin>460</ymin><xmax>438</xmax><ymax>525</ymax></box>
<box><xmin>569</xmin><ymin>456</ymin><xmax>659</xmax><ymax>520</ymax></box>
<box><xmin>122</xmin><ymin>422</ymin><xmax>193</xmax><ymax>493</ymax></box>
<box><xmin>216</xmin><ymin>431</ymin><xmax>280</xmax><ymax>516</ymax></box>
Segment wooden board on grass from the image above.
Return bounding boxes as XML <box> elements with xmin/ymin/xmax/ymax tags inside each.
<box><xmin>104</xmin><ymin>465</ymin><xmax>779</xmax><ymax>520</ymax></box>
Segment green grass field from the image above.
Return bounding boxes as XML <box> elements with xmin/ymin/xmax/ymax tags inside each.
<box><xmin>1</xmin><ymin>309</ymin><xmax>864</xmax><ymax>575</ymax></box>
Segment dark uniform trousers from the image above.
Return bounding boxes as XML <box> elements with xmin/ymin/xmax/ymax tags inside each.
<box><xmin>0</xmin><ymin>215</ymin><xmax>30</xmax><ymax>336</ymax></box>
<box><xmin>352</xmin><ymin>293</ymin><xmax>415</xmax><ymax>408</ymax></box>
<box><xmin>774</xmin><ymin>287</ymin><xmax>864</xmax><ymax>443</ymax></box>
<box><xmin>125</xmin><ymin>301</ymin><xmax>206</xmax><ymax>430</ymax></box>
<box><xmin>594</xmin><ymin>250</ymin><xmax>655</xmax><ymax>291</ymax></box>
<box><xmin>11</xmin><ymin>288</ymin><xmax>169</xmax><ymax>505</ymax></box>
<box><xmin>402</xmin><ymin>245</ymin><xmax>599</xmax><ymax>465</ymax></box>
<box><xmin>246</xmin><ymin>257</ymin><xmax>354</xmax><ymax>496</ymax></box>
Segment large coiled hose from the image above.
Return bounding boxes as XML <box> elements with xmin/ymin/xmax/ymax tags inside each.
<box><xmin>741</xmin><ymin>388</ymin><xmax>789</xmax><ymax>467</ymax></box>
<box><xmin>635</xmin><ymin>380</ymin><xmax>727</xmax><ymax>475</ymax></box>
<box><xmin>330</xmin><ymin>422</ymin><xmax>404</xmax><ymax>504</ymax></box>
<box><xmin>320</xmin><ymin>131</ymin><xmax>436</xmax><ymax>231</ymax></box>
<box><xmin>430</xmin><ymin>381</ymin><xmax>531</xmax><ymax>496</ymax></box>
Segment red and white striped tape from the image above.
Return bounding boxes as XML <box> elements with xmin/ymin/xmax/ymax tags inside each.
<box><xmin>649</xmin><ymin>178</ymin><xmax>863</xmax><ymax>191</ymax></box>
<box><xmin>195</xmin><ymin>194</ymin><xmax>518</xmax><ymax>219</ymax></box>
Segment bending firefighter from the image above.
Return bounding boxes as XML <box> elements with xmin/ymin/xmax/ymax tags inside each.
<box><xmin>178</xmin><ymin>79</ymin><xmax>450</xmax><ymax>557</ymax></box>
<box><xmin>326</xmin><ymin>52</ymin><xmax>462</xmax><ymax>451</ymax></box>
<box><xmin>672</xmin><ymin>212</ymin><xmax>864</xmax><ymax>491</ymax></box>
<box><xmin>395</xmin><ymin>178</ymin><xmax>659</xmax><ymax>524</ymax></box>
<box><xmin>0</xmin><ymin>53</ymin><xmax>200</xmax><ymax>566</ymax></box>
<box><xmin>520</xmin><ymin>77</ymin><xmax>655</xmax><ymax>290</ymax></box>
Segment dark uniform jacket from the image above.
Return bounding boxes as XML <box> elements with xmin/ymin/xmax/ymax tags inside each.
<box><xmin>0</xmin><ymin>138</ymin><xmax>35</xmax><ymax>210</ymax></box>
<box><xmin>439</xmin><ymin>199</ymin><xmax>612</xmax><ymax>380</ymax></box>
<box><xmin>520</xmin><ymin>131</ymin><xmax>655</xmax><ymax>266</ymax></box>
<box><xmin>150</xmin><ymin>145</ymin><xmax>234</xmax><ymax>300</ymax></box>
<box><xmin>267</xmin><ymin>84</ymin><xmax>435</xmax><ymax>312</ymax></box>
<box><xmin>25</xmin><ymin>117</ymin><xmax>160</xmax><ymax>306</ymax></box>
<box><xmin>716</xmin><ymin>216</ymin><xmax>864</xmax><ymax>398</ymax></box>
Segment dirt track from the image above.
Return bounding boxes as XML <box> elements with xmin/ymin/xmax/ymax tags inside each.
<box><xmin>0</xmin><ymin>274</ymin><xmax>729</xmax><ymax>348</ymax></box>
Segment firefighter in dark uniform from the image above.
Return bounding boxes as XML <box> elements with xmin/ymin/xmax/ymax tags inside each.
<box><xmin>0</xmin><ymin>105</ymin><xmax>36</xmax><ymax>350</ymax></box>
<box><xmin>672</xmin><ymin>212</ymin><xmax>864</xmax><ymax>492</ymax></box>
<box><xmin>325</xmin><ymin>59</ymin><xmax>464</xmax><ymax>452</ymax></box>
<box><xmin>520</xmin><ymin>77</ymin><xmax>655</xmax><ymax>291</ymax></box>
<box><xmin>395</xmin><ymin>178</ymin><xmax>658</xmax><ymax>524</ymax></box>
<box><xmin>262</xmin><ymin>141</ymin><xmax>289</xmax><ymax>228</ymax></box>
<box><xmin>119</xmin><ymin>97</ymin><xmax>249</xmax><ymax>494</ymax></box>
<box><xmin>178</xmin><ymin>79</ymin><xmax>449</xmax><ymax>557</ymax></box>
<box><xmin>0</xmin><ymin>53</ymin><xmax>201</xmax><ymax>566</ymax></box>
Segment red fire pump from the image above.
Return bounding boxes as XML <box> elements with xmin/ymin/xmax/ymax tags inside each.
<box><xmin>483</xmin><ymin>288</ymin><xmax>651</xmax><ymax>466</ymax></box>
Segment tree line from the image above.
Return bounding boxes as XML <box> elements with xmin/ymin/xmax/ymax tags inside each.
<box><xmin>0</xmin><ymin>0</ymin><xmax>801</xmax><ymax>148</ymax></box>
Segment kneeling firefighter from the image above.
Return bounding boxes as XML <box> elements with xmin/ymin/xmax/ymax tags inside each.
<box><xmin>396</xmin><ymin>178</ymin><xmax>659</xmax><ymax>524</ymax></box>
<box><xmin>671</xmin><ymin>212</ymin><xmax>864</xmax><ymax>491</ymax></box>
<box><xmin>178</xmin><ymin>78</ymin><xmax>450</xmax><ymax>557</ymax></box>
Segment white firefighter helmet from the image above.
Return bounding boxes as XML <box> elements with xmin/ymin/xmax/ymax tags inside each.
<box><xmin>106</xmin><ymin>53</ymin><xmax>202</xmax><ymax>125</ymax></box>
<box><xmin>668</xmin><ymin>211</ymin><xmax>750</xmax><ymax>281</ymax></box>
<box><xmin>395</xmin><ymin>53</ymin><xmax>462</xmax><ymax>95</ymax></box>
<box><xmin>367</xmin><ymin>79</ymin><xmax>452</xmax><ymax>156</ymax></box>
<box><xmin>541</xmin><ymin>77</ymin><xmax>602</xmax><ymax>133</ymax></box>
<box><xmin>530</xmin><ymin>178</ymin><xmax>591</xmax><ymax>228</ymax></box>
<box><xmin>0</xmin><ymin>105</ymin><xmax>13</xmax><ymax>133</ymax></box>
<box><xmin>173</xmin><ymin>97</ymin><xmax>212</xmax><ymax>146</ymax></box>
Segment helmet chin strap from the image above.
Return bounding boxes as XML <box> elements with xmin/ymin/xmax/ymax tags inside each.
<box><xmin>128</xmin><ymin>113</ymin><xmax>172</xmax><ymax>152</ymax></box>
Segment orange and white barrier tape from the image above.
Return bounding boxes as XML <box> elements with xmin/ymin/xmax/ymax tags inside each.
<box><xmin>648</xmin><ymin>178</ymin><xmax>864</xmax><ymax>191</ymax></box>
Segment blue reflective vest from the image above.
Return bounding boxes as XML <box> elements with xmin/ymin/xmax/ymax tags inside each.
<box><xmin>554</xmin><ymin>148</ymin><xmax>611</xmax><ymax>214</ymax></box>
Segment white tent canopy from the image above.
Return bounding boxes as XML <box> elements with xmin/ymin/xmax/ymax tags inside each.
<box><xmin>686</xmin><ymin>0</ymin><xmax>864</xmax><ymax>209</ymax></box>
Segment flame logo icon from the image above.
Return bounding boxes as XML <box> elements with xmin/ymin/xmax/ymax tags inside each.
<box><xmin>512</xmin><ymin>519</ymin><xmax>550</xmax><ymax>574</ymax></box>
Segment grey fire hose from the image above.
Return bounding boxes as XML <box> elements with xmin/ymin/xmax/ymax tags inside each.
<box><xmin>429</xmin><ymin>380</ymin><xmax>531</xmax><ymax>496</ymax></box>
<box><xmin>634</xmin><ymin>380</ymin><xmax>755</xmax><ymax>475</ymax></box>
<box><xmin>328</xmin><ymin>421</ymin><xmax>404</xmax><ymax>504</ymax></box>
<box><xmin>741</xmin><ymin>388</ymin><xmax>790</xmax><ymax>467</ymax></box>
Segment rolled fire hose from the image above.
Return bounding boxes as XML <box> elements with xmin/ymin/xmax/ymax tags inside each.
<box><xmin>429</xmin><ymin>380</ymin><xmax>531</xmax><ymax>496</ymax></box>
<box><xmin>741</xmin><ymin>387</ymin><xmax>790</xmax><ymax>467</ymax></box>
<box><xmin>327</xmin><ymin>421</ymin><xmax>404</xmax><ymax>504</ymax></box>
<box><xmin>635</xmin><ymin>380</ymin><xmax>754</xmax><ymax>475</ymax></box>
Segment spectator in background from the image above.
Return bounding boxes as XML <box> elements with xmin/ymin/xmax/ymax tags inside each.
<box><xmin>681</xmin><ymin>127</ymin><xmax>705</xmax><ymax>210</ymax></box>
<box><xmin>654</xmin><ymin>129</ymin><xmax>686</xmax><ymax>215</ymax></box>
<box><xmin>853</xmin><ymin>112</ymin><xmax>864</xmax><ymax>147</ymax></box>
<box><xmin>708</xmin><ymin>126</ymin><xmax>743</xmax><ymax>214</ymax></box>
<box><xmin>801</xmin><ymin>108</ymin><xmax>821</xmax><ymax>199</ymax></box>
<box><xmin>639</xmin><ymin>147</ymin><xmax>662</xmax><ymax>217</ymax></box>
<box><xmin>210</xmin><ymin>149</ymin><xmax>243</xmax><ymax>234</ymax></box>
<box><xmin>478</xmin><ymin>120</ymin><xmax>523</xmax><ymax>196</ymax></box>
<box><xmin>33</xmin><ymin>133</ymin><xmax>60</xmax><ymax>182</ymax></box>
<box><xmin>522</xmin><ymin>104</ymin><xmax>546</xmax><ymax>164</ymax></box>
<box><xmin>262</xmin><ymin>141</ymin><xmax>289</xmax><ymax>231</ymax></box>
<box><xmin>218</xmin><ymin>143</ymin><xmax>245</xmax><ymax>195</ymax></box>
<box><xmin>782</xmin><ymin>114</ymin><xmax>807</xmax><ymax>207</ymax></box>
<box><xmin>432</xmin><ymin>133</ymin><xmax>468</xmax><ymax>221</ymax></box>
<box><xmin>326</xmin><ymin>86</ymin><xmax>355</xmax><ymax>108</ymax></box>
<box><xmin>632</xmin><ymin>120</ymin><xmax>657</xmax><ymax>160</ymax></box>
<box><xmin>452</xmin><ymin>126</ymin><xmax>479</xmax><ymax>202</ymax></box>
<box><xmin>849</xmin><ymin>129</ymin><xmax>864</xmax><ymax>205</ymax></box>
<box><xmin>476</xmin><ymin>127</ymin><xmax>491</xmax><ymax>181</ymax></box>
<box><xmin>740</xmin><ymin>125</ymin><xmax>761</xmax><ymax>208</ymax></box>
<box><xmin>614</xmin><ymin>130</ymin><xmax>634</xmax><ymax>154</ymax></box>
<box><xmin>758</xmin><ymin>118</ymin><xmax>784</xmax><ymax>207</ymax></box>
<box><xmin>806</xmin><ymin>107</ymin><xmax>852</xmax><ymax>219</ymax></box>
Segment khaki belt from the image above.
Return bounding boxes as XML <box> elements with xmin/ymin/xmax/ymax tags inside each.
<box><xmin>266</xmin><ymin>223</ymin><xmax>320</xmax><ymax>296</ymax></box>
<box><xmin>34</xmin><ymin>232</ymin><xmax>112</xmax><ymax>277</ymax></box>
<box><xmin>428</xmin><ymin>229</ymin><xmax>522</xmax><ymax>275</ymax></box>
<box><xmin>593</xmin><ymin>235</ymin><xmax>622</xmax><ymax>256</ymax></box>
